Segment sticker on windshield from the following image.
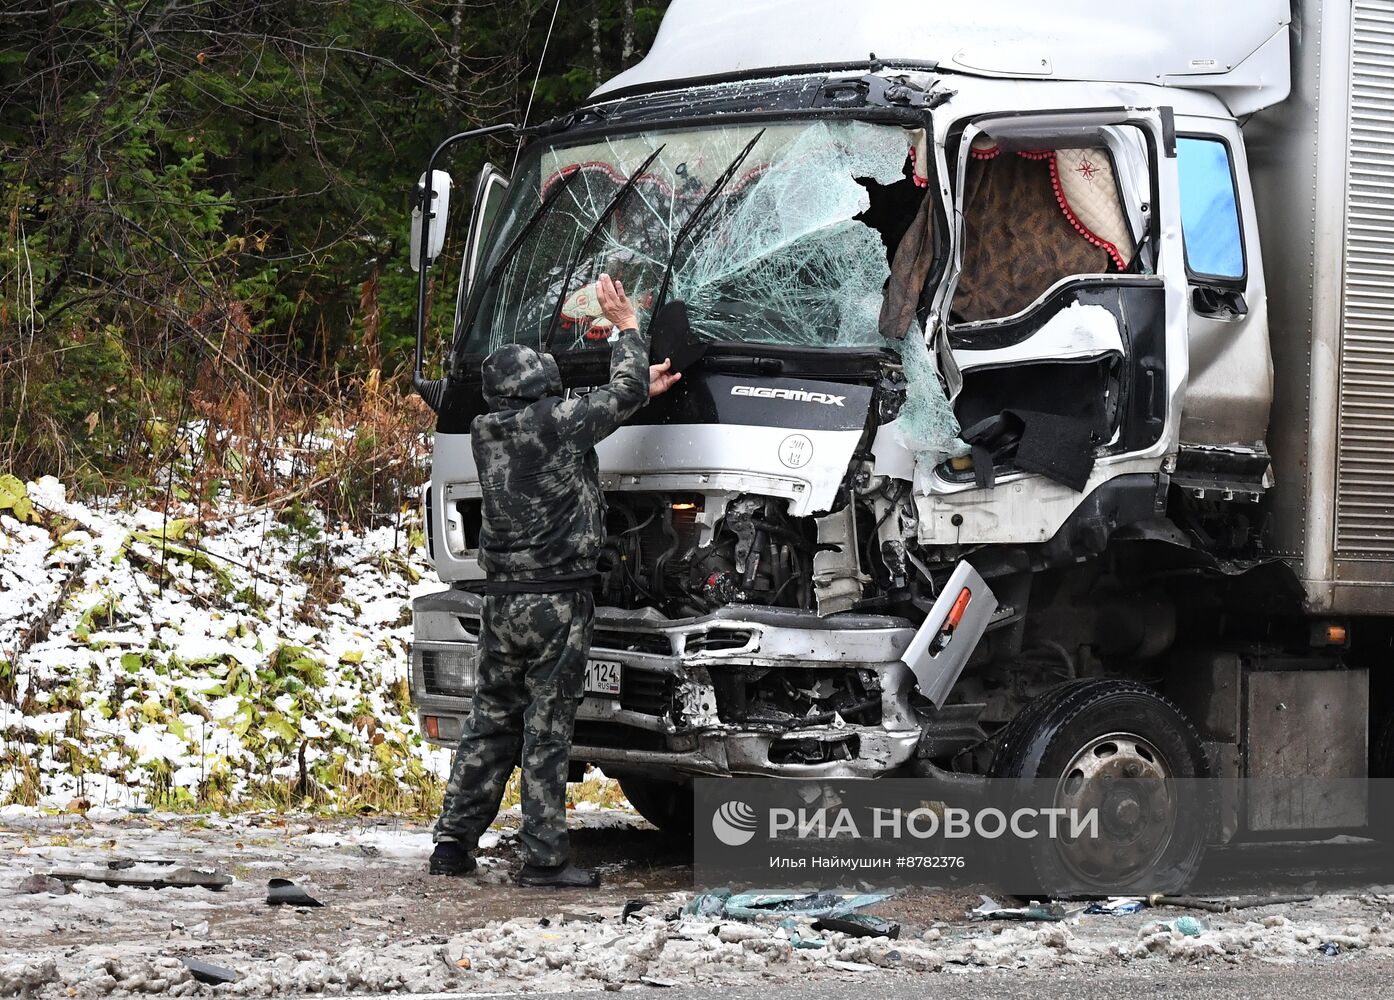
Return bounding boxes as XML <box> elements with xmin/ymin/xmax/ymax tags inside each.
<box><xmin>778</xmin><ymin>434</ymin><xmax>814</xmax><ymax>469</ymax></box>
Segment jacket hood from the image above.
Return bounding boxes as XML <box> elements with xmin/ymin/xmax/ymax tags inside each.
<box><xmin>480</xmin><ymin>344</ymin><xmax>563</xmax><ymax>410</ymax></box>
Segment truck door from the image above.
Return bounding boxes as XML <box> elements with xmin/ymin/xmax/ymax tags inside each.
<box><xmin>1170</xmin><ymin>117</ymin><xmax>1273</xmax><ymax>452</ymax></box>
<box><xmin>453</xmin><ymin>164</ymin><xmax>511</xmax><ymax>345</ymax></box>
<box><xmin>936</xmin><ymin>111</ymin><xmax>1172</xmax><ymax>512</ymax></box>
<box><xmin>426</xmin><ymin>163</ymin><xmax>510</xmax><ymax>573</ymax></box>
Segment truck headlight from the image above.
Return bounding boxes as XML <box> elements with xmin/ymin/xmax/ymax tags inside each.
<box><xmin>420</xmin><ymin>647</ymin><xmax>479</xmax><ymax>698</ymax></box>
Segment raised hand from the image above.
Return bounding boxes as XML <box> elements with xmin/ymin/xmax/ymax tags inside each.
<box><xmin>596</xmin><ymin>273</ymin><xmax>639</xmax><ymax>332</ymax></box>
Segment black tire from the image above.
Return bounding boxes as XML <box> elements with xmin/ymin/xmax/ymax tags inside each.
<box><xmin>990</xmin><ymin>679</ymin><xmax>1212</xmax><ymax>896</ymax></box>
<box><xmin>618</xmin><ymin>775</ymin><xmax>694</xmax><ymax>837</ymax></box>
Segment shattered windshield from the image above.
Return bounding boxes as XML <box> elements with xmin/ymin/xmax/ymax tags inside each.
<box><xmin>456</xmin><ymin>119</ymin><xmax>922</xmax><ymax>358</ymax></box>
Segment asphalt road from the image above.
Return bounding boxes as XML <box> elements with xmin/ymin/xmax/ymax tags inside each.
<box><xmin>398</xmin><ymin>960</ymin><xmax>1394</xmax><ymax>999</ymax></box>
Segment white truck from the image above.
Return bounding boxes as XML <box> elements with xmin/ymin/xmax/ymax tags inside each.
<box><xmin>407</xmin><ymin>0</ymin><xmax>1394</xmax><ymax>889</ymax></box>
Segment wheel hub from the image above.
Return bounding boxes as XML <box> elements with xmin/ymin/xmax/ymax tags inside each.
<box><xmin>1053</xmin><ymin>732</ymin><xmax>1175</xmax><ymax>884</ymax></box>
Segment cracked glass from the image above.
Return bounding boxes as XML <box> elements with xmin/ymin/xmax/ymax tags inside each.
<box><xmin>456</xmin><ymin>120</ymin><xmax>915</xmax><ymax>358</ymax></box>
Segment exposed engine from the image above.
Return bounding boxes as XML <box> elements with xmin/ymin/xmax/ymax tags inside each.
<box><xmin>598</xmin><ymin>493</ymin><xmax>812</xmax><ymax>616</ymax></box>
<box><xmin>596</xmin><ymin>484</ymin><xmax>912</xmax><ymax>619</ymax></box>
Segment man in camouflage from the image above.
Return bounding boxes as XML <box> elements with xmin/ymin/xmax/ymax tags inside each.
<box><xmin>429</xmin><ymin>274</ymin><xmax>680</xmax><ymax>888</ymax></box>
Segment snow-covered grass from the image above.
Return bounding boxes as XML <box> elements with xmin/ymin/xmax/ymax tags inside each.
<box><xmin>0</xmin><ymin>471</ymin><xmax>451</xmax><ymax>814</ymax></box>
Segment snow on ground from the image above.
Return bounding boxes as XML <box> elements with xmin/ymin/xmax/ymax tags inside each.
<box><xmin>8</xmin><ymin>474</ymin><xmax>1394</xmax><ymax>994</ymax></box>
<box><xmin>3</xmin><ymin>811</ymin><xmax>1394</xmax><ymax>997</ymax></box>
<box><xmin>0</xmin><ymin>474</ymin><xmax>450</xmax><ymax>811</ymax></box>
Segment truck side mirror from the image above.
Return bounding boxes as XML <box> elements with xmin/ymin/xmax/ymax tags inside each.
<box><xmin>410</xmin><ymin>169</ymin><xmax>453</xmax><ymax>272</ymax></box>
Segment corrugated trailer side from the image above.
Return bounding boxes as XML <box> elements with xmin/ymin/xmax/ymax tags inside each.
<box><xmin>1251</xmin><ymin>0</ymin><xmax>1394</xmax><ymax>615</ymax></box>
<box><xmin>1333</xmin><ymin>0</ymin><xmax>1394</xmax><ymax>608</ymax></box>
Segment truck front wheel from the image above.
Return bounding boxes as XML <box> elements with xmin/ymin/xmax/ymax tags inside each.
<box><xmin>989</xmin><ymin>679</ymin><xmax>1212</xmax><ymax>895</ymax></box>
<box><xmin>618</xmin><ymin>775</ymin><xmax>694</xmax><ymax>837</ymax></box>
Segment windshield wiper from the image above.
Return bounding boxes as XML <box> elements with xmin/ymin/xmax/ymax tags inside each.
<box><xmin>651</xmin><ymin>129</ymin><xmax>765</xmax><ymax>316</ymax></box>
<box><xmin>541</xmin><ymin>145</ymin><xmax>666</xmax><ymax>352</ymax></box>
<box><xmin>453</xmin><ymin>166</ymin><xmax>583</xmax><ymax>357</ymax></box>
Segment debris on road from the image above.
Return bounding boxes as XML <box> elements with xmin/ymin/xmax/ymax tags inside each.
<box><xmin>179</xmin><ymin>958</ymin><xmax>239</xmax><ymax>985</ymax></box>
<box><xmin>684</xmin><ymin>890</ymin><xmax>895</xmax><ymax>922</ymax></box>
<box><xmin>969</xmin><ymin>896</ymin><xmax>1071</xmax><ymax>922</ymax></box>
<box><xmin>1170</xmin><ymin>915</ymin><xmax>1206</xmax><ymax>937</ymax></box>
<box><xmin>266</xmin><ymin>878</ymin><xmax>323</xmax><ymax>907</ymax></box>
<box><xmin>1086</xmin><ymin>897</ymin><xmax>1147</xmax><ymax>915</ymax></box>
<box><xmin>827</xmin><ymin>959</ymin><xmax>878</xmax><ymax>973</ymax></box>
<box><xmin>1318</xmin><ymin>941</ymin><xmax>1342</xmax><ymax>956</ymax></box>
<box><xmin>1149</xmin><ymin>894</ymin><xmax>1317</xmax><ymax>913</ymax></box>
<box><xmin>6</xmin><ymin>812</ymin><xmax>1394</xmax><ymax>996</ymax></box>
<box><xmin>42</xmin><ymin>866</ymin><xmax>232</xmax><ymax>891</ymax></box>
<box><xmin>811</xmin><ymin>915</ymin><xmax>901</xmax><ymax>939</ymax></box>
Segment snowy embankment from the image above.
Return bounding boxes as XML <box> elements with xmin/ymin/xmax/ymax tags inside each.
<box><xmin>0</xmin><ymin>474</ymin><xmax>450</xmax><ymax>812</ymax></box>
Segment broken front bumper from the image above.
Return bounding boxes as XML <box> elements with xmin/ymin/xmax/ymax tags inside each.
<box><xmin>410</xmin><ymin>588</ymin><xmax>924</xmax><ymax>779</ymax></box>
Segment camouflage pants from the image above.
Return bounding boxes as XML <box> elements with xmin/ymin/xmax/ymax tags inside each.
<box><xmin>434</xmin><ymin>590</ymin><xmax>593</xmax><ymax>867</ymax></box>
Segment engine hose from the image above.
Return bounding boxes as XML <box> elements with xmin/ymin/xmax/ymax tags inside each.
<box><xmin>653</xmin><ymin>503</ymin><xmax>680</xmax><ymax>599</ymax></box>
<box><xmin>742</xmin><ymin>527</ymin><xmax>768</xmax><ymax>589</ymax></box>
<box><xmin>769</xmin><ymin>572</ymin><xmax>799</xmax><ymax>606</ymax></box>
<box><xmin>749</xmin><ymin>518</ymin><xmax>829</xmax><ymax>552</ymax></box>
<box><xmin>619</xmin><ymin>510</ymin><xmax>656</xmax><ymax>536</ymax></box>
<box><xmin>784</xmin><ymin>696</ymin><xmax>881</xmax><ymax>730</ymax></box>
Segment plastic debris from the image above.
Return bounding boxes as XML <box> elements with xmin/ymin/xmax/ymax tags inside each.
<box><xmin>725</xmin><ymin>891</ymin><xmax>894</xmax><ymax>921</ymax></box>
<box><xmin>640</xmin><ymin>976</ymin><xmax>677</xmax><ymax>987</ymax></box>
<box><xmin>180</xmin><ymin>958</ymin><xmax>239</xmax><ymax>985</ymax></box>
<box><xmin>684</xmin><ymin>889</ymin><xmax>894</xmax><ymax>922</ymax></box>
<box><xmin>1317</xmin><ymin>941</ymin><xmax>1341</xmax><ymax>957</ymax></box>
<box><xmin>266</xmin><ymin>878</ymin><xmax>323</xmax><ymax>907</ymax></box>
<box><xmin>969</xmin><ymin>896</ymin><xmax>1068</xmax><ymax>922</ymax></box>
<box><xmin>811</xmin><ymin>915</ymin><xmax>901</xmax><ymax>939</ymax></box>
<box><xmin>1170</xmin><ymin>915</ymin><xmax>1205</xmax><ymax>937</ymax></box>
<box><xmin>559</xmin><ymin>911</ymin><xmax>604</xmax><ymax>924</ymax></box>
<box><xmin>777</xmin><ymin>916</ymin><xmax>826</xmax><ymax>950</ymax></box>
<box><xmin>683</xmin><ymin>888</ymin><xmax>732</xmax><ymax>918</ymax></box>
<box><xmin>622</xmin><ymin>899</ymin><xmax>655</xmax><ymax>923</ymax></box>
<box><xmin>1086</xmin><ymin>897</ymin><xmax>1147</xmax><ymax>915</ymax></box>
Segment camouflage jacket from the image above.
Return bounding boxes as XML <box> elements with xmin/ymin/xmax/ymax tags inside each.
<box><xmin>470</xmin><ymin>330</ymin><xmax>649</xmax><ymax>587</ymax></box>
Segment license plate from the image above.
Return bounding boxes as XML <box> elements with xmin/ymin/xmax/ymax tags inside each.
<box><xmin>585</xmin><ymin>659</ymin><xmax>622</xmax><ymax>697</ymax></box>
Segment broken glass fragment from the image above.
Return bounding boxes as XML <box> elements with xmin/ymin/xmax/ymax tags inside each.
<box><xmin>886</xmin><ymin>325</ymin><xmax>969</xmax><ymax>468</ymax></box>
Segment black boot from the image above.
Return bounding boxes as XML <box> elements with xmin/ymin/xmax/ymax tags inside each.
<box><xmin>514</xmin><ymin>861</ymin><xmax>600</xmax><ymax>888</ymax></box>
<box><xmin>428</xmin><ymin>842</ymin><xmax>477</xmax><ymax>877</ymax></box>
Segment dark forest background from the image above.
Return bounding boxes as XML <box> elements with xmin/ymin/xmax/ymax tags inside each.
<box><xmin>0</xmin><ymin>1</ymin><xmax>669</xmax><ymax>500</ymax></box>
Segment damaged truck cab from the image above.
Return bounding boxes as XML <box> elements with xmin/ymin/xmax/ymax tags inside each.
<box><xmin>409</xmin><ymin>1</ymin><xmax>1394</xmax><ymax>889</ymax></box>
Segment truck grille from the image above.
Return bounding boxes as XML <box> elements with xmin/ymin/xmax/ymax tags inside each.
<box><xmin>593</xmin><ymin>629</ymin><xmax>673</xmax><ymax>655</ymax></box>
<box><xmin>618</xmin><ymin>670</ymin><xmax>676</xmax><ymax>717</ymax></box>
<box><xmin>1339</xmin><ymin>0</ymin><xmax>1394</xmax><ymax>555</ymax></box>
